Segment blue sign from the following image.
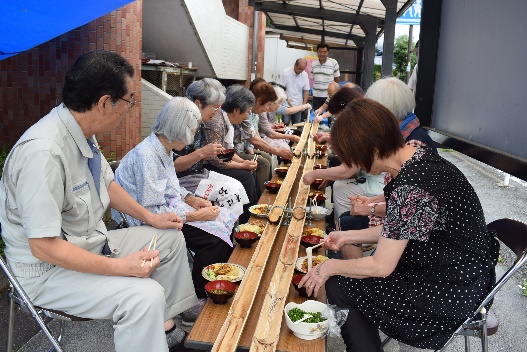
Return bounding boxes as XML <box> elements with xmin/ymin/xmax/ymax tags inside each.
<box><xmin>396</xmin><ymin>0</ymin><xmax>422</xmax><ymax>25</ymax></box>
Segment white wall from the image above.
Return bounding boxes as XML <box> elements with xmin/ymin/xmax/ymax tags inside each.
<box><xmin>184</xmin><ymin>0</ymin><xmax>249</xmax><ymax>80</ymax></box>
<box><xmin>141</xmin><ymin>79</ymin><xmax>172</xmax><ymax>139</ymax></box>
<box><xmin>264</xmin><ymin>34</ymin><xmax>313</xmax><ymax>84</ymax></box>
<box><xmin>143</xmin><ymin>0</ymin><xmax>248</xmax><ymax>80</ymax></box>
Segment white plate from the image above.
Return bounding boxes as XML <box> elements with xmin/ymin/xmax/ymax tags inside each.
<box><xmin>201</xmin><ymin>263</ymin><xmax>246</xmax><ymax>282</ymax></box>
<box><xmin>249</xmin><ymin>204</ymin><xmax>270</xmax><ymax>218</ymax></box>
<box><xmin>295</xmin><ymin>256</ymin><xmax>329</xmax><ymax>274</ymax></box>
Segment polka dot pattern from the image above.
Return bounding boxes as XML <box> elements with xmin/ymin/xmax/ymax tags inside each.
<box><xmin>335</xmin><ymin>147</ymin><xmax>499</xmax><ymax>349</ymax></box>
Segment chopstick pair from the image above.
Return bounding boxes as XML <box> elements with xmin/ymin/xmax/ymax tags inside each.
<box><xmin>310</xmin><ymin>242</ymin><xmax>324</xmax><ymax>251</ymax></box>
<box><xmin>141</xmin><ymin>234</ymin><xmax>158</xmax><ymax>267</ymax></box>
<box><xmin>310</xmin><ymin>197</ymin><xmax>319</xmax><ymax>214</ymax></box>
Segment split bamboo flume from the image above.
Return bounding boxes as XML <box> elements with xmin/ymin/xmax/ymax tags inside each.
<box><xmin>211</xmin><ymin>124</ymin><xmax>313</xmax><ymax>352</ymax></box>
<box><xmin>249</xmin><ymin>151</ymin><xmax>318</xmax><ymax>352</ymax></box>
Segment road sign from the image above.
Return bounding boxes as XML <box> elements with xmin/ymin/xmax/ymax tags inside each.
<box><xmin>397</xmin><ymin>0</ymin><xmax>422</xmax><ymax>25</ymax></box>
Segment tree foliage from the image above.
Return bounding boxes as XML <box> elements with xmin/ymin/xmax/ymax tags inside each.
<box><xmin>392</xmin><ymin>35</ymin><xmax>418</xmax><ymax>80</ymax></box>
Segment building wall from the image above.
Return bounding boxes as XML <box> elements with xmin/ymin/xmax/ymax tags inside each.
<box><xmin>224</xmin><ymin>0</ymin><xmax>266</xmax><ymax>83</ymax></box>
<box><xmin>0</xmin><ymin>1</ymin><xmax>143</xmax><ymax>160</ymax></box>
<box><xmin>184</xmin><ymin>0</ymin><xmax>249</xmax><ymax>81</ymax></box>
<box><xmin>141</xmin><ymin>79</ymin><xmax>171</xmax><ymax>139</ymax></box>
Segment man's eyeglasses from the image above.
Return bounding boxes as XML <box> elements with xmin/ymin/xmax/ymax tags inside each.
<box><xmin>120</xmin><ymin>97</ymin><xmax>136</xmax><ymax>109</ymax></box>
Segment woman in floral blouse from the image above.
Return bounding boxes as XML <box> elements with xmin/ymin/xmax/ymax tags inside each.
<box><xmin>299</xmin><ymin>98</ymin><xmax>498</xmax><ymax>351</ymax></box>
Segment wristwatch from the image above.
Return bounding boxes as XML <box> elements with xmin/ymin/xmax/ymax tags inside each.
<box><xmin>370</xmin><ymin>203</ymin><xmax>377</xmax><ymax>215</ymax></box>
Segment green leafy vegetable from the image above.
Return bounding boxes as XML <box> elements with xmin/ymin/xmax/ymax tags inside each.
<box><xmin>287</xmin><ymin>307</ymin><xmax>326</xmax><ymax>323</ymax></box>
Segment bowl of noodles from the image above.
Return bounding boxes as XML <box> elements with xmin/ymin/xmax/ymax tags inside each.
<box><xmin>205</xmin><ymin>280</ymin><xmax>236</xmax><ymax>304</ymax></box>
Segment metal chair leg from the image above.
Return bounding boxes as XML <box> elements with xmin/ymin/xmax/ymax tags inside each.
<box><xmin>480</xmin><ymin>308</ymin><xmax>488</xmax><ymax>352</ymax></box>
<box><xmin>7</xmin><ymin>286</ymin><xmax>15</xmax><ymax>352</ymax></box>
<box><xmin>464</xmin><ymin>335</ymin><xmax>470</xmax><ymax>352</ymax></box>
<box><xmin>48</xmin><ymin>320</ymin><xmax>66</xmax><ymax>352</ymax></box>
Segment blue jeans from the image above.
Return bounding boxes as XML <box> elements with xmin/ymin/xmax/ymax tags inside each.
<box><xmin>283</xmin><ymin>111</ymin><xmax>302</xmax><ymax>125</ymax></box>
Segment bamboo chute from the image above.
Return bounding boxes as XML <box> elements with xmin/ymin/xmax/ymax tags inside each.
<box><xmin>249</xmin><ymin>142</ymin><xmax>319</xmax><ymax>352</ymax></box>
<box><xmin>211</xmin><ymin>121</ymin><xmax>314</xmax><ymax>352</ymax></box>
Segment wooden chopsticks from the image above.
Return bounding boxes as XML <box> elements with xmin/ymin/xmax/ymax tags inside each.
<box><xmin>141</xmin><ymin>234</ymin><xmax>158</xmax><ymax>267</ymax></box>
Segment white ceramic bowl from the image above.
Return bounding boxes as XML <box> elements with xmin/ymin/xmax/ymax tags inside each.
<box><xmin>284</xmin><ymin>300</ymin><xmax>329</xmax><ymax>340</ymax></box>
<box><xmin>305</xmin><ymin>206</ymin><xmax>330</xmax><ymax>220</ymax></box>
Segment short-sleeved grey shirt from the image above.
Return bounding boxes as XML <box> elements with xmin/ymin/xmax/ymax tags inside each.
<box><xmin>0</xmin><ymin>104</ymin><xmax>113</xmax><ymax>264</ymax></box>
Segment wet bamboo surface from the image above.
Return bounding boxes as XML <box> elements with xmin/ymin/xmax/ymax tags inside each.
<box><xmin>187</xmin><ymin>128</ymin><xmax>328</xmax><ymax>352</ymax></box>
<box><xmin>249</xmin><ymin>154</ymin><xmax>317</xmax><ymax>352</ymax></box>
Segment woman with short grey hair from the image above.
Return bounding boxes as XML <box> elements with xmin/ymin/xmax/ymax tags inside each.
<box><xmin>152</xmin><ymin>96</ymin><xmax>201</xmax><ymax>145</ymax></box>
<box><xmin>114</xmin><ymin>96</ymin><xmax>235</xmax><ymax>326</ymax></box>
<box><xmin>174</xmin><ymin>79</ymin><xmax>252</xmax><ymax>235</ymax></box>
<box><xmin>364</xmin><ymin>77</ymin><xmax>415</xmax><ymax>121</ymax></box>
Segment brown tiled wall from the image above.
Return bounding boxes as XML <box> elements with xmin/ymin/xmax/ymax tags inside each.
<box><xmin>0</xmin><ymin>1</ymin><xmax>143</xmax><ymax>160</ymax></box>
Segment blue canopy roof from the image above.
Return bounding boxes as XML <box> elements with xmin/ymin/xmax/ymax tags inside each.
<box><xmin>0</xmin><ymin>0</ymin><xmax>134</xmax><ymax>60</ymax></box>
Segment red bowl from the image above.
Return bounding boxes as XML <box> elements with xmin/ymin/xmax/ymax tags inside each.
<box><xmin>315</xmin><ymin>145</ymin><xmax>328</xmax><ymax>152</ymax></box>
<box><xmin>264</xmin><ymin>181</ymin><xmax>281</xmax><ymax>194</ymax></box>
<box><xmin>205</xmin><ymin>280</ymin><xmax>236</xmax><ymax>304</ymax></box>
<box><xmin>301</xmin><ymin>235</ymin><xmax>324</xmax><ymax>253</ymax></box>
<box><xmin>291</xmin><ymin>274</ymin><xmax>308</xmax><ymax>297</ymax></box>
<box><xmin>313</xmin><ymin>164</ymin><xmax>327</xmax><ymax>170</ymax></box>
<box><xmin>234</xmin><ymin>231</ymin><xmax>259</xmax><ymax>248</ymax></box>
<box><xmin>310</xmin><ymin>179</ymin><xmax>325</xmax><ymax>189</ymax></box>
<box><xmin>274</xmin><ymin>167</ymin><xmax>289</xmax><ymax>178</ymax></box>
<box><xmin>217</xmin><ymin>148</ymin><xmax>236</xmax><ymax>162</ymax></box>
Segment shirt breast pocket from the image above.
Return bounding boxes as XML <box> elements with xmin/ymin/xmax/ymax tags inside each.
<box><xmin>63</xmin><ymin>180</ymin><xmax>94</xmax><ymax>235</ymax></box>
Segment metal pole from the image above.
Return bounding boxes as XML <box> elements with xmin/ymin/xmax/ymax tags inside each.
<box><xmin>405</xmin><ymin>25</ymin><xmax>414</xmax><ymax>83</ymax></box>
<box><xmin>251</xmin><ymin>9</ymin><xmax>259</xmax><ymax>81</ymax></box>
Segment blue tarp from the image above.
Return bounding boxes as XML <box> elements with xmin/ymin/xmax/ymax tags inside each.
<box><xmin>0</xmin><ymin>0</ymin><xmax>134</xmax><ymax>60</ymax></box>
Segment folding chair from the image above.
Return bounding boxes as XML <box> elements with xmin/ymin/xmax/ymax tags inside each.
<box><xmin>1</xmin><ymin>255</ymin><xmax>91</xmax><ymax>352</ymax></box>
<box><xmin>437</xmin><ymin>218</ymin><xmax>527</xmax><ymax>352</ymax></box>
<box><xmin>382</xmin><ymin>218</ymin><xmax>527</xmax><ymax>352</ymax></box>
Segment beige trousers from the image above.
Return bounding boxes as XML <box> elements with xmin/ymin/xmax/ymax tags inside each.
<box><xmin>11</xmin><ymin>226</ymin><xmax>197</xmax><ymax>352</ymax></box>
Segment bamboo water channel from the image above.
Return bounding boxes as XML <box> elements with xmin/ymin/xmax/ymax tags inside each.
<box><xmin>211</xmin><ymin>121</ymin><xmax>321</xmax><ymax>352</ymax></box>
<box><xmin>249</xmin><ymin>123</ymin><xmax>319</xmax><ymax>352</ymax></box>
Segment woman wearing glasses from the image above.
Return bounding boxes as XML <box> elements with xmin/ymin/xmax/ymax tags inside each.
<box><xmin>174</xmin><ymin>78</ymin><xmax>255</xmax><ymax>225</ymax></box>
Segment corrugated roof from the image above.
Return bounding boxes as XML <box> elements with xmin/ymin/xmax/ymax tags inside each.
<box><xmin>251</xmin><ymin>0</ymin><xmax>415</xmax><ymax>49</ymax></box>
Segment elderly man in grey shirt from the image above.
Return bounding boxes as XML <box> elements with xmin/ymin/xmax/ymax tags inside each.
<box><xmin>0</xmin><ymin>51</ymin><xmax>196</xmax><ymax>352</ymax></box>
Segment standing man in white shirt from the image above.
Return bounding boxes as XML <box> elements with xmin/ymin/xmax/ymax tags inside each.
<box><xmin>310</xmin><ymin>43</ymin><xmax>340</xmax><ymax>111</ymax></box>
<box><xmin>281</xmin><ymin>58</ymin><xmax>310</xmax><ymax>125</ymax></box>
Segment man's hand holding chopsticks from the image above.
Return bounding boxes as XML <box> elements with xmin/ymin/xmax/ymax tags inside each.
<box><xmin>116</xmin><ymin>249</ymin><xmax>160</xmax><ymax>278</ymax></box>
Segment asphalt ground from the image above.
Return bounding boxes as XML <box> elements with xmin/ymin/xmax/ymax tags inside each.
<box><xmin>2</xmin><ymin>149</ymin><xmax>527</xmax><ymax>351</ymax></box>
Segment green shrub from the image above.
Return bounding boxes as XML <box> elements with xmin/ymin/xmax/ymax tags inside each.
<box><xmin>0</xmin><ymin>144</ymin><xmax>8</xmax><ymax>179</ymax></box>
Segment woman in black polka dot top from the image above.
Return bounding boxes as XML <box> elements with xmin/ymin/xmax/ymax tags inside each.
<box><xmin>299</xmin><ymin>98</ymin><xmax>499</xmax><ymax>351</ymax></box>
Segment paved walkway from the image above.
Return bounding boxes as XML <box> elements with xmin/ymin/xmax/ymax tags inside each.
<box><xmin>3</xmin><ymin>149</ymin><xmax>527</xmax><ymax>351</ymax></box>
